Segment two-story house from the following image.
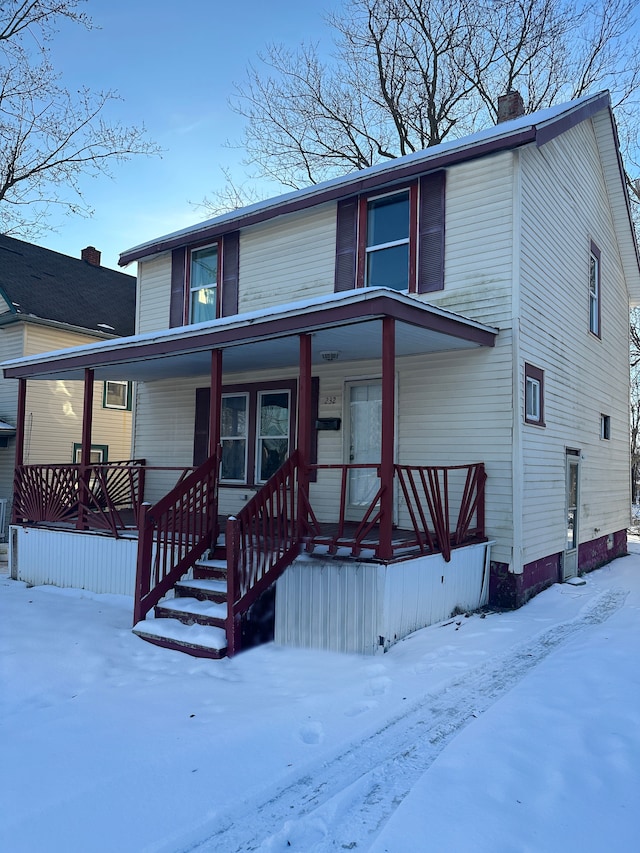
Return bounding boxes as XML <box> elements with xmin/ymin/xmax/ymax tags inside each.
<box><xmin>4</xmin><ymin>90</ymin><xmax>639</xmax><ymax>658</ymax></box>
<box><xmin>0</xmin><ymin>238</ymin><xmax>135</xmax><ymax>535</ymax></box>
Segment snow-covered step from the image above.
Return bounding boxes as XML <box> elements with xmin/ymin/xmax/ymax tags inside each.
<box><xmin>194</xmin><ymin>557</ymin><xmax>227</xmax><ymax>580</ymax></box>
<box><xmin>133</xmin><ymin>617</ymin><xmax>227</xmax><ymax>659</ymax></box>
<box><xmin>155</xmin><ymin>595</ymin><xmax>227</xmax><ymax>627</ymax></box>
<box><xmin>175</xmin><ymin>577</ymin><xmax>227</xmax><ymax>602</ymax></box>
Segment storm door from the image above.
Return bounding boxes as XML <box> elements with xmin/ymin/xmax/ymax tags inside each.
<box><xmin>345</xmin><ymin>381</ymin><xmax>382</xmax><ymax>519</ymax></box>
<box><xmin>563</xmin><ymin>449</ymin><xmax>580</xmax><ymax>580</ymax></box>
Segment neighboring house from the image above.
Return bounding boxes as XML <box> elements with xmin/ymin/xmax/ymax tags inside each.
<box><xmin>4</xmin><ymin>90</ymin><xmax>640</xmax><ymax>659</ymax></box>
<box><xmin>0</xmin><ymin>238</ymin><xmax>136</xmax><ymax>531</ymax></box>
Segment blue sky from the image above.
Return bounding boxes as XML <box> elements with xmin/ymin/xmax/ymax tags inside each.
<box><xmin>38</xmin><ymin>0</ymin><xmax>336</xmax><ymax>270</ymax></box>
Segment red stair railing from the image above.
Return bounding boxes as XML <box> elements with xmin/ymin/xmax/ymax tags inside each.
<box><xmin>225</xmin><ymin>450</ymin><xmax>318</xmax><ymax>656</ymax></box>
<box><xmin>133</xmin><ymin>449</ymin><xmax>221</xmax><ymax>624</ymax></box>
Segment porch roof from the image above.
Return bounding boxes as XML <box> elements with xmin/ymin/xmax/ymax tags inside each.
<box><xmin>1</xmin><ymin>288</ymin><xmax>498</xmax><ymax>382</ymax></box>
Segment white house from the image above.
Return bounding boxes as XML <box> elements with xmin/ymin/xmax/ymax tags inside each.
<box><xmin>4</xmin><ymin>90</ymin><xmax>639</xmax><ymax>658</ymax></box>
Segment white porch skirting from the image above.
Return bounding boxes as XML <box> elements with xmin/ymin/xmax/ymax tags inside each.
<box><xmin>275</xmin><ymin>542</ymin><xmax>492</xmax><ymax>655</ymax></box>
<box><xmin>9</xmin><ymin>525</ymin><xmax>138</xmax><ymax>596</ymax></box>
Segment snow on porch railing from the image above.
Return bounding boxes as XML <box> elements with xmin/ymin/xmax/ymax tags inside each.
<box><xmin>133</xmin><ymin>449</ymin><xmax>221</xmax><ymax>625</ymax></box>
<box><xmin>225</xmin><ymin>450</ymin><xmax>319</xmax><ymax>656</ymax></box>
<box><xmin>395</xmin><ymin>463</ymin><xmax>486</xmax><ymax>561</ymax></box>
<box><xmin>12</xmin><ymin>460</ymin><xmax>147</xmax><ymax>536</ymax></box>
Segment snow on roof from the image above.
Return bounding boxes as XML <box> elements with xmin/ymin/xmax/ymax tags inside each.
<box><xmin>120</xmin><ymin>92</ymin><xmax>610</xmax><ymax>264</ymax></box>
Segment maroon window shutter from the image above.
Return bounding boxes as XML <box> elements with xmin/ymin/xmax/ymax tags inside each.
<box><xmin>193</xmin><ymin>387</ymin><xmax>210</xmax><ymax>466</ymax></box>
<box><xmin>221</xmin><ymin>231</ymin><xmax>240</xmax><ymax>317</ymax></box>
<box><xmin>170</xmin><ymin>247</ymin><xmax>187</xmax><ymax>327</ymax></box>
<box><xmin>417</xmin><ymin>171</ymin><xmax>446</xmax><ymax>293</ymax></box>
<box><xmin>334</xmin><ymin>197</ymin><xmax>358</xmax><ymax>292</ymax></box>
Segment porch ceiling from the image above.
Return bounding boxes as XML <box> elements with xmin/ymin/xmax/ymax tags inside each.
<box><xmin>2</xmin><ymin>288</ymin><xmax>498</xmax><ymax>382</ymax></box>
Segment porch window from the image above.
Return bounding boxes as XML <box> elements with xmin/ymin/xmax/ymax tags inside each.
<box><xmin>194</xmin><ymin>380</ymin><xmax>299</xmax><ymax>485</ymax></box>
<box><xmin>363</xmin><ymin>190</ymin><xmax>411</xmax><ymax>291</ymax></box>
<box><xmin>257</xmin><ymin>391</ymin><xmax>290</xmax><ymax>482</ymax></box>
<box><xmin>525</xmin><ymin>363</ymin><xmax>545</xmax><ymax>426</ymax></box>
<box><xmin>221</xmin><ymin>394</ymin><xmax>248</xmax><ymax>482</ymax></box>
<box><xmin>190</xmin><ymin>244</ymin><xmax>218</xmax><ymax>323</ymax></box>
<box><xmin>589</xmin><ymin>242</ymin><xmax>601</xmax><ymax>337</ymax></box>
<box><xmin>102</xmin><ymin>380</ymin><xmax>132</xmax><ymax>410</ymax></box>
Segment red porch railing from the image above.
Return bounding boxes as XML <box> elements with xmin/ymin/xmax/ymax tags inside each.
<box><xmin>395</xmin><ymin>463</ymin><xmax>486</xmax><ymax>561</ymax></box>
<box><xmin>225</xmin><ymin>450</ymin><xmax>318</xmax><ymax>656</ymax></box>
<box><xmin>133</xmin><ymin>449</ymin><xmax>221</xmax><ymax>624</ymax></box>
<box><xmin>12</xmin><ymin>460</ymin><xmax>147</xmax><ymax>536</ymax></box>
<box><xmin>306</xmin><ymin>462</ymin><xmax>486</xmax><ymax>562</ymax></box>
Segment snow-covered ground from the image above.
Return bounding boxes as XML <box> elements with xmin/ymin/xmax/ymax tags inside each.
<box><xmin>2</xmin><ymin>542</ymin><xmax>640</xmax><ymax>853</ymax></box>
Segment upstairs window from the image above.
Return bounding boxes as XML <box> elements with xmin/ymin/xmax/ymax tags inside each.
<box><xmin>190</xmin><ymin>244</ymin><xmax>218</xmax><ymax>323</ymax></box>
<box><xmin>525</xmin><ymin>363</ymin><xmax>545</xmax><ymax>426</ymax></box>
<box><xmin>362</xmin><ymin>190</ymin><xmax>412</xmax><ymax>291</ymax></box>
<box><xmin>600</xmin><ymin>414</ymin><xmax>611</xmax><ymax>440</ymax></box>
<box><xmin>589</xmin><ymin>242</ymin><xmax>601</xmax><ymax>337</ymax></box>
<box><xmin>335</xmin><ymin>171</ymin><xmax>445</xmax><ymax>295</ymax></box>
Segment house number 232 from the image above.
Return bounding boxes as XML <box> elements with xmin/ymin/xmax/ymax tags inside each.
<box><xmin>323</xmin><ymin>395</ymin><xmax>337</xmax><ymax>405</ymax></box>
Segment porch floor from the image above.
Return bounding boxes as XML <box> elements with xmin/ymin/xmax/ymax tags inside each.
<box><xmin>14</xmin><ymin>512</ymin><xmax>483</xmax><ymax>563</ymax></box>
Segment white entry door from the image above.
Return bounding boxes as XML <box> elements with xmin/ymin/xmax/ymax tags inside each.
<box><xmin>563</xmin><ymin>450</ymin><xmax>580</xmax><ymax>580</ymax></box>
<box><xmin>345</xmin><ymin>381</ymin><xmax>382</xmax><ymax>519</ymax></box>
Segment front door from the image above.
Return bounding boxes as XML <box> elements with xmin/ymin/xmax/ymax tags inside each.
<box><xmin>563</xmin><ymin>450</ymin><xmax>580</xmax><ymax>580</ymax></box>
<box><xmin>345</xmin><ymin>381</ymin><xmax>382</xmax><ymax>519</ymax></box>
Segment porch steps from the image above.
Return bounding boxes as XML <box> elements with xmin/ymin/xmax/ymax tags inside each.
<box><xmin>132</xmin><ymin>554</ymin><xmax>230</xmax><ymax>659</ymax></box>
<box><xmin>154</xmin><ymin>596</ymin><xmax>227</xmax><ymax>626</ymax></box>
<box><xmin>132</xmin><ymin>618</ymin><xmax>227</xmax><ymax>659</ymax></box>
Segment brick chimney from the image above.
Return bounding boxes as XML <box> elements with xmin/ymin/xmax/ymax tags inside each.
<box><xmin>81</xmin><ymin>246</ymin><xmax>101</xmax><ymax>266</ymax></box>
<box><xmin>497</xmin><ymin>90</ymin><xmax>525</xmax><ymax>124</ymax></box>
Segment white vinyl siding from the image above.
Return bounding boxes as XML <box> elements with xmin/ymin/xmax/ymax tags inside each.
<box><xmin>238</xmin><ymin>204</ymin><xmax>336</xmax><ymax>313</ymax></box>
<box><xmin>422</xmin><ymin>151</ymin><xmax>515</xmax><ymax>328</ymax></box>
<box><xmin>136</xmin><ymin>254</ymin><xmax>172</xmax><ymax>334</ymax></box>
<box><xmin>519</xmin><ymin>120</ymin><xmax>631</xmax><ymax>567</ymax></box>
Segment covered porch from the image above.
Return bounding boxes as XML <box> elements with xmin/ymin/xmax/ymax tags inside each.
<box><xmin>4</xmin><ymin>288</ymin><xmax>498</xmax><ymax>656</ymax></box>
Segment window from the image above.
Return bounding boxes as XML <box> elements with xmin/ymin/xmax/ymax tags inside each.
<box><xmin>256</xmin><ymin>391</ymin><xmax>291</xmax><ymax>482</ymax></box>
<box><xmin>600</xmin><ymin>414</ymin><xmax>611</xmax><ymax>440</ymax></box>
<box><xmin>190</xmin><ymin>244</ymin><xmax>218</xmax><ymax>323</ymax></box>
<box><xmin>221</xmin><ymin>394</ymin><xmax>248</xmax><ymax>481</ymax></box>
<box><xmin>73</xmin><ymin>443</ymin><xmax>108</xmax><ymax>463</ymax></box>
<box><xmin>194</xmin><ymin>380</ymin><xmax>298</xmax><ymax>485</ymax></box>
<box><xmin>103</xmin><ymin>380</ymin><xmax>132</xmax><ymax>410</ymax></box>
<box><xmin>362</xmin><ymin>190</ymin><xmax>412</xmax><ymax>291</ymax></box>
<box><xmin>335</xmin><ymin>172</ymin><xmax>445</xmax><ymax>294</ymax></box>
<box><xmin>525</xmin><ymin>363</ymin><xmax>545</xmax><ymax>426</ymax></box>
<box><xmin>589</xmin><ymin>241</ymin><xmax>601</xmax><ymax>337</ymax></box>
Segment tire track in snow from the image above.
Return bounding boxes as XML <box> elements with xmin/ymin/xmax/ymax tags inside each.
<box><xmin>175</xmin><ymin>587</ymin><xmax>627</xmax><ymax>853</ymax></box>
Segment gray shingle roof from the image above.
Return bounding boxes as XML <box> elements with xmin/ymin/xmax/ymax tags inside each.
<box><xmin>0</xmin><ymin>235</ymin><xmax>135</xmax><ymax>337</ymax></box>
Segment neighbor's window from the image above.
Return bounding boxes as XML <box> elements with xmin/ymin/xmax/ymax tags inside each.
<box><xmin>525</xmin><ymin>363</ymin><xmax>545</xmax><ymax>426</ymax></box>
<box><xmin>220</xmin><ymin>394</ymin><xmax>248</xmax><ymax>482</ymax></box>
<box><xmin>256</xmin><ymin>391</ymin><xmax>290</xmax><ymax>482</ymax></box>
<box><xmin>600</xmin><ymin>414</ymin><xmax>611</xmax><ymax>440</ymax></box>
<box><xmin>73</xmin><ymin>443</ymin><xmax>108</xmax><ymax>463</ymax></box>
<box><xmin>103</xmin><ymin>380</ymin><xmax>131</xmax><ymax>410</ymax></box>
<box><xmin>589</xmin><ymin>242</ymin><xmax>601</xmax><ymax>337</ymax></box>
<box><xmin>190</xmin><ymin>244</ymin><xmax>218</xmax><ymax>323</ymax></box>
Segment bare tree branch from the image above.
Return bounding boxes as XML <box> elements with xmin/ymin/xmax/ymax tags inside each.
<box><xmin>0</xmin><ymin>1</ymin><xmax>159</xmax><ymax>237</ymax></box>
<box><xmin>207</xmin><ymin>0</ymin><xmax>639</xmax><ymax>212</ymax></box>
